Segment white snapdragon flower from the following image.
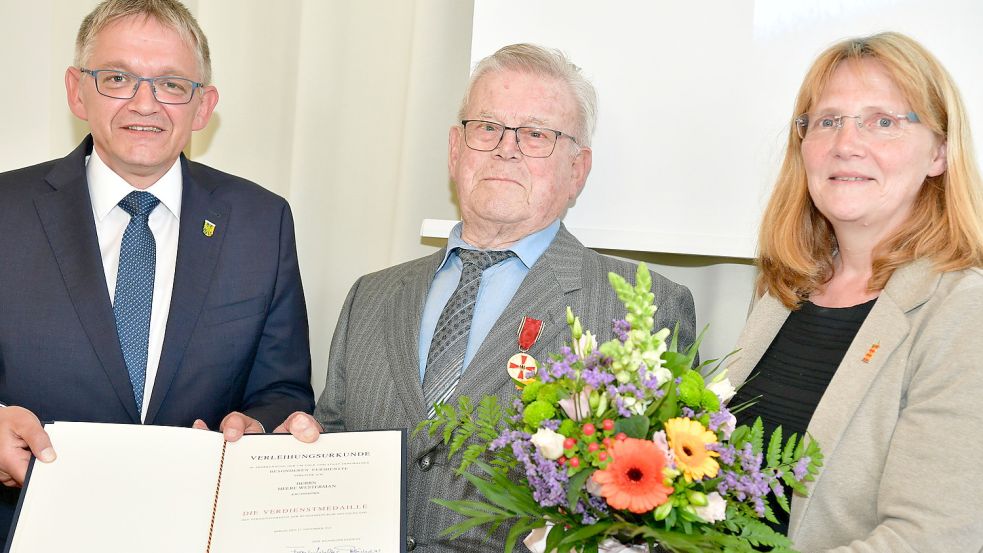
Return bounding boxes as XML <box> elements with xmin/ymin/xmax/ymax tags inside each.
<box><xmin>529</xmin><ymin>428</ymin><xmax>566</xmax><ymax>460</ymax></box>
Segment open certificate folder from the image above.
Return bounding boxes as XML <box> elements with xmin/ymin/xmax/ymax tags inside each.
<box><xmin>4</xmin><ymin>422</ymin><xmax>406</xmax><ymax>553</ymax></box>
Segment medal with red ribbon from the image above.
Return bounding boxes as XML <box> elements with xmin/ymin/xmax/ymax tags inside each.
<box><xmin>507</xmin><ymin>316</ymin><xmax>544</xmax><ymax>384</ymax></box>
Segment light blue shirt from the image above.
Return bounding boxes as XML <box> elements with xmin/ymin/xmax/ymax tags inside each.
<box><xmin>418</xmin><ymin>220</ymin><xmax>561</xmax><ymax>382</ymax></box>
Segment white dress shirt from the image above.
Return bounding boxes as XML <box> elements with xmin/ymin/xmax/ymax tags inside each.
<box><xmin>86</xmin><ymin>150</ymin><xmax>182</xmax><ymax>422</ymax></box>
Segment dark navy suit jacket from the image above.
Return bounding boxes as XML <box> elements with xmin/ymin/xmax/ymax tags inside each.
<box><xmin>0</xmin><ymin>137</ymin><xmax>314</xmax><ymax>536</ymax></box>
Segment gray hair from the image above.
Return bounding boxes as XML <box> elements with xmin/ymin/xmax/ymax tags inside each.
<box><xmin>75</xmin><ymin>0</ymin><xmax>212</xmax><ymax>85</ymax></box>
<box><xmin>458</xmin><ymin>43</ymin><xmax>597</xmax><ymax>147</ymax></box>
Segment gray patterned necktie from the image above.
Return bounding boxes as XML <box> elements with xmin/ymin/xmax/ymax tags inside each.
<box><xmin>423</xmin><ymin>248</ymin><xmax>515</xmax><ymax>417</ymax></box>
<box><xmin>113</xmin><ymin>191</ymin><xmax>160</xmax><ymax>418</ymax></box>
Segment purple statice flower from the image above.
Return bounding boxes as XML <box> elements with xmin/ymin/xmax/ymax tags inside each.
<box><xmin>708</xmin><ymin>407</ymin><xmax>734</xmax><ymax>432</ymax></box>
<box><xmin>581</xmin><ymin>352</ymin><xmax>606</xmax><ymax>371</ymax></box>
<box><xmin>638</xmin><ymin>366</ymin><xmax>664</xmax><ymax>391</ymax></box>
<box><xmin>707</xmin><ymin>442</ymin><xmax>736</xmax><ymax>466</ymax></box>
<box><xmin>771</xmin><ymin>481</ymin><xmax>785</xmax><ymax>498</ymax></box>
<box><xmin>793</xmin><ymin>456</ymin><xmax>811</xmax><ymax>480</ymax></box>
<box><xmin>612</xmin><ymin>319</ymin><xmax>631</xmax><ymax>342</ymax></box>
<box><xmin>510</xmin><ymin>398</ymin><xmax>525</xmax><ymax>424</ymax></box>
<box><xmin>572</xmin><ymin>493</ymin><xmax>610</xmax><ymax>525</ymax></box>
<box><xmin>489</xmin><ymin>429</ymin><xmax>531</xmax><ymax>451</ymax></box>
<box><xmin>511</xmin><ymin>441</ymin><xmax>568</xmax><ymax>508</ymax></box>
<box><xmin>616</xmin><ymin>383</ymin><xmax>644</xmax><ymax>399</ymax></box>
<box><xmin>582</xmin><ymin>367</ymin><xmax>614</xmax><ymax>389</ymax></box>
<box><xmin>614</xmin><ymin>395</ymin><xmax>631</xmax><ymax>417</ymax></box>
<box><xmin>739</xmin><ymin>443</ymin><xmax>763</xmax><ymax>472</ymax></box>
<box><xmin>541</xmin><ymin>419</ymin><xmax>560</xmax><ymax>431</ymax></box>
<box><xmin>681</xmin><ymin>407</ymin><xmax>696</xmax><ymax>419</ymax></box>
<box><xmin>715</xmin><ymin>444</ymin><xmax>776</xmax><ymax>518</ymax></box>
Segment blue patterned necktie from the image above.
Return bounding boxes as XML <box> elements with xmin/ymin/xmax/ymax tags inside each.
<box><xmin>423</xmin><ymin>248</ymin><xmax>515</xmax><ymax>418</ymax></box>
<box><xmin>113</xmin><ymin>191</ymin><xmax>160</xmax><ymax>418</ymax></box>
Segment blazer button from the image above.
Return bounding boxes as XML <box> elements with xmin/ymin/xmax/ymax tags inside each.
<box><xmin>418</xmin><ymin>454</ymin><xmax>433</xmax><ymax>471</ymax></box>
<box><xmin>406</xmin><ymin>535</ymin><xmax>417</xmax><ymax>550</ymax></box>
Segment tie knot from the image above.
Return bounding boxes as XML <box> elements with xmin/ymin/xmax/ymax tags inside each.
<box><xmin>118</xmin><ymin>191</ymin><xmax>160</xmax><ymax>218</ymax></box>
<box><xmin>457</xmin><ymin>248</ymin><xmax>515</xmax><ymax>271</ymax></box>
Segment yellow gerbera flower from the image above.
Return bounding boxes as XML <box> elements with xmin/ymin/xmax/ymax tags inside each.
<box><xmin>665</xmin><ymin>417</ymin><xmax>720</xmax><ymax>482</ymax></box>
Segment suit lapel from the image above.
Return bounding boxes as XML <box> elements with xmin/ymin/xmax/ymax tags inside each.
<box><xmin>433</xmin><ymin>226</ymin><xmax>584</xmax><ymax>451</ymax></box>
<box><xmin>34</xmin><ymin>138</ymin><xmax>140</xmax><ymax>421</ymax></box>
<box><xmin>789</xmin><ymin>260</ymin><xmax>936</xmax><ymax>535</ymax></box>
<box><xmin>145</xmin><ymin>157</ymin><xmax>229</xmax><ymax>424</ymax></box>
<box><xmin>385</xmin><ymin>251</ymin><xmax>445</xmax><ymax>437</ymax></box>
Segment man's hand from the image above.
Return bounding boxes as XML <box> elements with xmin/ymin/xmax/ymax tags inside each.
<box><xmin>192</xmin><ymin>411</ymin><xmax>264</xmax><ymax>442</ymax></box>
<box><xmin>0</xmin><ymin>406</ymin><xmax>56</xmax><ymax>487</ymax></box>
<box><xmin>273</xmin><ymin>412</ymin><xmax>322</xmax><ymax>443</ymax></box>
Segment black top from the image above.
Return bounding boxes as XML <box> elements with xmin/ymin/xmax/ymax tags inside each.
<box><xmin>731</xmin><ymin>298</ymin><xmax>875</xmax><ymax>534</ymax></box>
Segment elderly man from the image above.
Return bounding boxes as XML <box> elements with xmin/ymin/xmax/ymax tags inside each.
<box><xmin>0</xmin><ymin>0</ymin><xmax>313</xmax><ymax>539</ymax></box>
<box><xmin>279</xmin><ymin>44</ymin><xmax>695</xmax><ymax>551</ymax></box>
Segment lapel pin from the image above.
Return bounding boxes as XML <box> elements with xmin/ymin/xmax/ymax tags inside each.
<box><xmin>861</xmin><ymin>342</ymin><xmax>880</xmax><ymax>364</ymax></box>
<box><xmin>202</xmin><ymin>219</ymin><xmax>216</xmax><ymax>237</ymax></box>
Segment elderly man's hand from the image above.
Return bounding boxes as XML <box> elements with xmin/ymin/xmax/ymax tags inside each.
<box><xmin>192</xmin><ymin>411</ymin><xmax>265</xmax><ymax>442</ymax></box>
<box><xmin>0</xmin><ymin>406</ymin><xmax>56</xmax><ymax>487</ymax></box>
<box><xmin>273</xmin><ymin>412</ymin><xmax>322</xmax><ymax>443</ymax></box>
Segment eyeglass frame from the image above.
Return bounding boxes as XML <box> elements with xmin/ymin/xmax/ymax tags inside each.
<box><xmin>794</xmin><ymin>110</ymin><xmax>920</xmax><ymax>141</ymax></box>
<box><xmin>80</xmin><ymin>68</ymin><xmax>204</xmax><ymax>105</ymax></box>
<box><xmin>460</xmin><ymin>119</ymin><xmax>580</xmax><ymax>158</ymax></box>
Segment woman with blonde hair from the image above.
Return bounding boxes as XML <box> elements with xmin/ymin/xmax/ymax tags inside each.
<box><xmin>729</xmin><ymin>32</ymin><xmax>983</xmax><ymax>551</ymax></box>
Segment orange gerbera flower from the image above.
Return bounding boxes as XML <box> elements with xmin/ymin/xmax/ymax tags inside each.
<box><xmin>592</xmin><ymin>437</ymin><xmax>672</xmax><ymax>513</ymax></box>
<box><xmin>665</xmin><ymin>417</ymin><xmax>720</xmax><ymax>482</ymax></box>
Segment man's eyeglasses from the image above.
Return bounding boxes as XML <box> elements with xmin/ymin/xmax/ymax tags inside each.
<box><xmin>461</xmin><ymin>120</ymin><xmax>580</xmax><ymax>158</ymax></box>
<box><xmin>80</xmin><ymin>68</ymin><xmax>203</xmax><ymax>105</ymax></box>
<box><xmin>794</xmin><ymin>110</ymin><xmax>920</xmax><ymax>141</ymax></box>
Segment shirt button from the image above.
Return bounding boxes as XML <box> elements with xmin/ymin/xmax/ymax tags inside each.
<box><xmin>418</xmin><ymin>454</ymin><xmax>433</xmax><ymax>471</ymax></box>
<box><xmin>406</xmin><ymin>535</ymin><xmax>417</xmax><ymax>550</ymax></box>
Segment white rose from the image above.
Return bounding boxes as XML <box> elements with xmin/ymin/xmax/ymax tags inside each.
<box><xmin>694</xmin><ymin>492</ymin><xmax>727</xmax><ymax>523</ymax></box>
<box><xmin>530</xmin><ymin>428</ymin><xmax>566</xmax><ymax>460</ymax></box>
<box><xmin>708</xmin><ymin>378</ymin><xmax>736</xmax><ymax>403</ymax></box>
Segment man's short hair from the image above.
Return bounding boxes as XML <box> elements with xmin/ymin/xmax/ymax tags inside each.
<box><xmin>459</xmin><ymin>43</ymin><xmax>597</xmax><ymax>147</ymax></box>
<box><xmin>74</xmin><ymin>0</ymin><xmax>212</xmax><ymax>85</ymax></box>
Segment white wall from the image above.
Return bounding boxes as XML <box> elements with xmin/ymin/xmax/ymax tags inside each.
<box><xmin>3</xmin><ymin>1</ymin><xmax>861</xmax><ymax>394</ymax></box>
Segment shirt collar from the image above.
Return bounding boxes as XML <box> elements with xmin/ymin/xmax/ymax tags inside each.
<box><xmin>437</xmin><ymin>219</ymin><xmax>562</xmax><ymax>271</ymax></box>
<box><xmin>86</xmin><ymin>149</ymin><xmax>183</xmax><ymax>222</ymax></box>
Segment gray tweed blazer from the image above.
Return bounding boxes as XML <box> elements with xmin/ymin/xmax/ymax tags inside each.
<box><xmin>313</xmin><ymin>224</ymin><xmax>696</xmax><ymax>552</ymax></box>
<box><xmin>730</xmin><ymin>260</ymin><xmax>983</xmax><ymax>552</ymax></box>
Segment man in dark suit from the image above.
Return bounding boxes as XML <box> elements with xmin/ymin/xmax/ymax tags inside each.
<box><xmin>0</xmin><ymin>0</ymin><xmax>314</xmax><ymax>538</ymax></box>
<box><xmin>277</xmin><ymin>44</ymin><xmax>696</xmax><ymax>551</ymax></box>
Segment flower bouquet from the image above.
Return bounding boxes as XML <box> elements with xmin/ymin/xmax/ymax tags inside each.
<box><xmin>418</xmin><ymin>264</ymin><xmax>823</xmax><ymax>553</ymax></box>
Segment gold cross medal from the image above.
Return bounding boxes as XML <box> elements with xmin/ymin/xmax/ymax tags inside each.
<box><xmin>202</xmin><ymin>219</ymin><xmax>216</xmax><ymax>237</ymax></box>
<box><xmin>507</xmin><ymin>316</ymin><xmax>544</xmax><ymax>384</ymax></box>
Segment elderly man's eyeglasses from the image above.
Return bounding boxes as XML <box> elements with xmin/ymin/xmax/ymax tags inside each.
<box><xmin>80</xmin><ymin>68</ymin><xmax>203</xmax><ymax>105</ymax></box>
<box><xmin>794</xmin><ymin>111</ymin><xmax>920</xmax><ymax>141</ymax></box>
<box><xmin>461</xmin><ymin>120</ymin><xmax>580</xmax><ymax>158</ymax></box>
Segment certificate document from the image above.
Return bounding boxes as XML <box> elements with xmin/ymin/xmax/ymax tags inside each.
<box><xmin>4</xmin><ymin>422</ymin><xmax>406</xmax><ymax>553</ymax></box>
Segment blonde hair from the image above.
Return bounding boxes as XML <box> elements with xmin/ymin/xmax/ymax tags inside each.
<box><xmin>758</xmin><ymin>31</ymin><xmax>983</xmax><ymax>308</ymax></box>
<box><xmin>459</xmin><ymin>43</ymin><xmax>597</xmax><ymax>147</ymax></box>
<box><xmin>75</xmin><ymin>0</ymin><xmax>212</xmax><ymax>85</ymax></box>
